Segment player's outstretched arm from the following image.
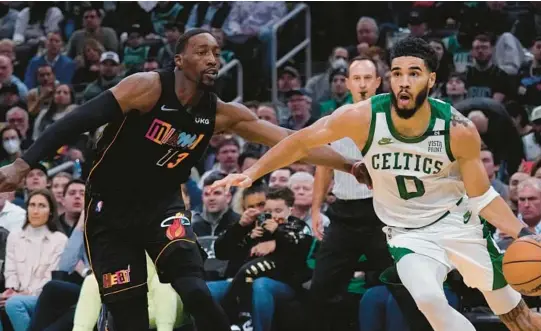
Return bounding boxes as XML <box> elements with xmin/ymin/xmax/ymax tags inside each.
<box><xmin>216</xmin><ymin>101</ymin><xmax>355</xmax><ymax>173</ymax></box>
<box><xmin>213</xmin><ymin>103</ymin><xmax>370</xmax><ymax>189</ymax></box>
<box><xmin>451</xmin><ymin>110</ymin><xmax>531</xmax><ymax>239</ymax></box>
<box><xmin>0</xmin><ymin>73</ymin><xmax>160</xmax><ymax>192</ymax></box>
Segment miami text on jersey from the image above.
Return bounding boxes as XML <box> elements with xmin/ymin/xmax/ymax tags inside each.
<box><xmin>145</xmin><ymin>118</ymin><xmax>205</xmax><ymax>150</ymax></box>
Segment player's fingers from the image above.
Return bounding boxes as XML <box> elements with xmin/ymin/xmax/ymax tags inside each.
<box><xmin>239</xmin><ymin>177</ymin><xmax>252</xmax><ymax>188</ymax></box>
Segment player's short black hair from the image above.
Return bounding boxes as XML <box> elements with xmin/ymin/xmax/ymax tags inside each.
<box><xmin>390</xmin><ymin>37</ymin><xmax>438</xmax><ymax>72</ymax></box>
<box><xmin>266</xmin><ymin>187</ymin><xmax>295</xmax><ymax>207</ymax></box>
<box><xmin>175</xmin><ymin>28</ymin><xmax>214</xmax><ymax>54</ymax></box>
<box><xmin>63</xmin><ymin>179</ymin><xmax>85</xmax><ymax>197</ymax></box>
<box><xmin>349</xmin><ymin>55</ymin><xmax>379</xmax><ymax>77</ymax></box>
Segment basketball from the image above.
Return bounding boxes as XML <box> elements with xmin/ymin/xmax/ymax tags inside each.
<box><xmin>503</xmin><ymin>236</ymin><xmax>541</xmax><ymax>296</ymax></box>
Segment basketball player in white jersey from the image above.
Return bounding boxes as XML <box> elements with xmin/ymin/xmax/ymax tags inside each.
<box><xmin>212</xmin><ymin>37</ymin><xmax>541</xmax><ymax>330</ymax></box>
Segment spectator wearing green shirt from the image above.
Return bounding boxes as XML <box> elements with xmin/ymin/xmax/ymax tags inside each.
<box><xmin>318</xmin><ymin>67</ymin><xmax>353</xmax><ymax>118</ymax></box>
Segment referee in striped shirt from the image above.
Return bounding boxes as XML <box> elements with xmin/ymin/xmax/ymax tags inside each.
<box><xmin>309</xmin><ymin>56</ymin><xmax>431</xmax><ymax>331</ymax></box>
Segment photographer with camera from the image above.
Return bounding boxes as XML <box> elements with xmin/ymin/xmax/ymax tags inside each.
<box><xmin>212</xmin><ymin>186</ymin><xmax>313</xmax><ymax>331</ymax></box>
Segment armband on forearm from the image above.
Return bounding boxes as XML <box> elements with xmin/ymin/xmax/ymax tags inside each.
<box><xmin>469</xmin><ymin>186</ymin><xmax>499</xmax><ymax>215</ymax></box>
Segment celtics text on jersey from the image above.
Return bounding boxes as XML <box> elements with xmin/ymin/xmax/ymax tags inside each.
<box><xmin>362</xmin><ymin>94</ymin><xmax>466</xmax><ymax>228</ymax></box>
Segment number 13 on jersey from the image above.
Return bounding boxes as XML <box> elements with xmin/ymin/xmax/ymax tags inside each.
<box><xmin>157</xmin><ymin>149</ymin><xmax>189</xmax><ymax>168</ymax></box>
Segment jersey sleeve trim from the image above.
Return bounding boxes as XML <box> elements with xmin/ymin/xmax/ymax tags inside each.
<box><xmin>445</xmin><ymin>106</ymin><xmax>456</xmax><ymax>162</ymax></box>
<box><xmin>361</xmin><ymin>99</ymin><xmax>378</xmax><ymax>155</ymax></box>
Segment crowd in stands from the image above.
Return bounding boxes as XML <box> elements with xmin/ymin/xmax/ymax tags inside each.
<box><xmin>0</xmin><ymin>1</ymin><xmax>539</xmax><ymax>331</ymax></box>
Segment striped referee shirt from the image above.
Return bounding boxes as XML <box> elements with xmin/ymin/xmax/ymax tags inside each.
<box><xmin>330</xmin><ymin>138</ymin><xmax>373</xmax><ymax>200</ymax></box>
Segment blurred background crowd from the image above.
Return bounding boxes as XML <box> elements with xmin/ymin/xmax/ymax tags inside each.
<box><xmin>0</xmin><ymin>1</ymin><xmax>539</xmax><ymax>331</ymax></box>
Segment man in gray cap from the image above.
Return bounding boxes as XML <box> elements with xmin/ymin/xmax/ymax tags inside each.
<box><xmin>83</xmin><ymin>51</ymin><xmax>122</xmax><ymax>102</ymax></box>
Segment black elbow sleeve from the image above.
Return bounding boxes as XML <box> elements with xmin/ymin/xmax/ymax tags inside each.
<box><xmin>22</xmin><ymin>91</ymin><xmax>124</xmax><ymax>167</ymax></box>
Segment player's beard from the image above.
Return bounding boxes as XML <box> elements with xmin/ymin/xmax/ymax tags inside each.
<box><xmin>197</xmin><ymin>73</ymin><xmax>217</xmax><ymax>93</ymax></box>
<box><xmin>534</xmin><ymin>130</ymin><xmax>541</xmax><ymax>146</ymax></box>
<box><xmin>391</xmin><ymin>84</ymin><xmax>429</xmax><ymax>119</ymax></box>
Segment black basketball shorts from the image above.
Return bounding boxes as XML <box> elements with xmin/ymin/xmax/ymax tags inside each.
<box><xmin>83</xmin><ymin>191</ymin><xmax>205</xmax><ymax>303</ymax></box>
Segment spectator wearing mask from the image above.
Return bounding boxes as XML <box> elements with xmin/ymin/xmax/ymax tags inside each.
<box><xmin>465</xmin><ymin>34</ymin><xmax>511</xmax><ymax>102</ymax></box>
<box><xmin>12</xmin><ymin>2</ymin><xmax>63</xmax><ymax>46</ymax></box>
<box><xmin>122</xmin><ymin>24</ymin><xmax>150</xmax><ymax>73</ymax></box>
<box><xmin>157</xmin><ymin>22</ymin><xmax>184</xmax><ymax>68</ymax></box>
<box><xmin>289</xmin><ymin>172</ymin><xmax>330</xmax><ymax>233</ymax></box>
<box><xmin>518</xmin><ymin>36</ymin><xmax>541</xmax><ymax>108</ymax></box>
<box><xmin>83</xmin><ymin>51</ymin><xmax>122</xmax><ymax>102</ymax></box>
<box><xmin>456</xmin><ymin>98</ymin><xmax>524</xmax><ymax>176</ymax></box>
<box><xmin>213</xmin><ymin>186</ymin><xmax>312</xmax><ymax>331</ymax></box>
<box><xmin>480</xmin><ymin>147</ymin><xmax>509</xmax><ymax>200</ymax></box>
<box><xmin>506</xmin><ymin>101</ymin><xmax>532</xmax><ymax>137</ymax></box>
<box><xmin>319</xmin><ymin>67</ymin><xmax>353</xmax><ymax>117</ymax></box>
<box><xmin>2</xmin><ymin>190</ymin><xmax>68</xmax><ymax>331</ymax></box>
<box><xmin>72</xmin><ymin>38</ymin><xmax>104</xmax><ymax>89</ymax></box>
<box><xmin>199</xmin><ymin>137</ymin><xmax>241</xmax><ymax>188</ymax></box>
<box><xmin>33</xmin><ymin>84</ymin><xmax>77</xmax><ymax>140</ymax></box>
<box><xmin>306</xmin><ymin>47</ymin><xmax>349</xmax><ymax>104</ymax></box>
<box><xmin>24</xmin><ymin>31</ymin><xmax>76</xmax><ymax>89</ymax></box>
<box><xmin>0</xmin><ymin>3</ymin><xmax>18</xmax><ymax>40</ymax></box>
<box><xmin>509</xmin><ymin>172</ymin><xmax>530</xmax><ymax>215</ymax></box>
<box><xmin>0</xmin><ymin>55</ymin><xmax>28</xmax><ymax>102</ymax></box>
<box><xmin>193</xmin><ymin>172</ymin><xmax>240</xmax><ymax>237</ymax></box>
<box><xmin>0</xmin><ymin>126</ymin><xmax>23</xmax><ymax>167</ymax></box>
<box><xmin>67</xmin><ymin>6</ymin><xmax>118</xmax><ymax>58</ymax></box>
<box><xmin>522</xmin><ymin>105</ymin><xmax>541</xmax><ymax>161</ymax></box>
<box><xmin>27</xmin><ymin>64</ymin><xmax>58</xmax><ymax>116</ymax></box>
<box><xmin>0</xmin><ymin>191</ymin><xmax>25</xmax><ymax>233</ymax></box>
<box><xmin>269</xmin><ymin>168</ymin><xmax>292</xmax><ymax>189</ymax></box>
<box><xmin>5</xmin><ymin>107</ymin><xmax>32</xmax><ymax>150</ymax></box>
<box><xmin>57</xmin><ymin>179</ymin><xmax>85</xmax><ymax>237</ymax></box>
<box><xmin>50</xmin><ymin>172</ymin><xmax>72</xmax><ymax>216</ymax></box>
<box><xmin>142</xmin><ymin>58</ymin><xmax>160</xmax><ymax>72</ymax></box>
<box><xmin>285</xmin><ymin>88</ymin><xmax>316</xmax><ymax>130</ymax></box>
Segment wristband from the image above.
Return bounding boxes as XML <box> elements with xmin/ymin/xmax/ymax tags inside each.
<box><xmin>518</xmin><ymin>227</ymin><xmax>535</xmax><ymax>238</ymax></box>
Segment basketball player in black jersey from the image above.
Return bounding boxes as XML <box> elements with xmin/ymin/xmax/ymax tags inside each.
<box><xmin>0</xmin><ymin>29</ymin><xmax>354</xmax><ymax>331</ymax></box>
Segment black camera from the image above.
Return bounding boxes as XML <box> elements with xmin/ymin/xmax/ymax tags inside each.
<box><xmin>256</xmin><ymin>213</ymin><xmax>272</xmax><ymax>226</ymax></box>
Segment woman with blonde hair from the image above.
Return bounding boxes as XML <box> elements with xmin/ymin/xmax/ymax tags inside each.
<box><xmin>72</xmin><ymin>38</ymin><xmax>104</xmax><ymax>88</ymax></box>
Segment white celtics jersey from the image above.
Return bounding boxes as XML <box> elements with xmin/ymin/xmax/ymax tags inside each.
<box><xmin>362</xmin><ymin>94</ymin><xmax>466</xmax><ymax>228</ymax></box>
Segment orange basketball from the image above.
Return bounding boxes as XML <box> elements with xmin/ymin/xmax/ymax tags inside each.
<box><xmin>503</xmin><ymin>236</ymin><xmax>541</xmax><ymax>296</ymax></box>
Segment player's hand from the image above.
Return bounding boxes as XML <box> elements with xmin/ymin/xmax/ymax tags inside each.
<box><xmin>240</xmin><ymin>208</ymin><xmax>260</xmax><ymax>227</ymax></box>
<box><xmin>311</xmin><ymin>210</ymin><xmax>324</xmax><ymax>241</ymax></box>
<box><xmin>0</xmin><ymin>158</ymin><xmax>30</xmax><ymax>192</ymax></box>
<box><xmin>210</xmin><ymin>173</ymin><xmax>253</xmax><ymax>191</ymax></box>
<box><xmin>351</xmin><ymin>161</ymin><xmax>372</xmax><ymax>189</ymax></box>
<box><xmin>250</xmin><ymin>226</ymin><xmax>265</xmax><ymax>239</ymax></box>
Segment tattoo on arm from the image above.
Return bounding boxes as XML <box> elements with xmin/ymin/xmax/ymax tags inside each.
<box><xmin>450</xmin><ymin>109</ymin><xmax>472</xmax><ymax>128</ymax></box>
<box><xmin>498</xmin><ymin>299</ymin><xmax>541</xmax><ymax>331</ymax></box>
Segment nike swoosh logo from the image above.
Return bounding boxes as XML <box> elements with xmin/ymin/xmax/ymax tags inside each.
<box><xmin>161</xmin><ymin>105</ymin><xmax>178</xmax><ymax>112</ymax></box>
<box><xmin>378</xmin><ymin>138</ymin><xmax>393</xmax><ymax>145</ymax></box>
